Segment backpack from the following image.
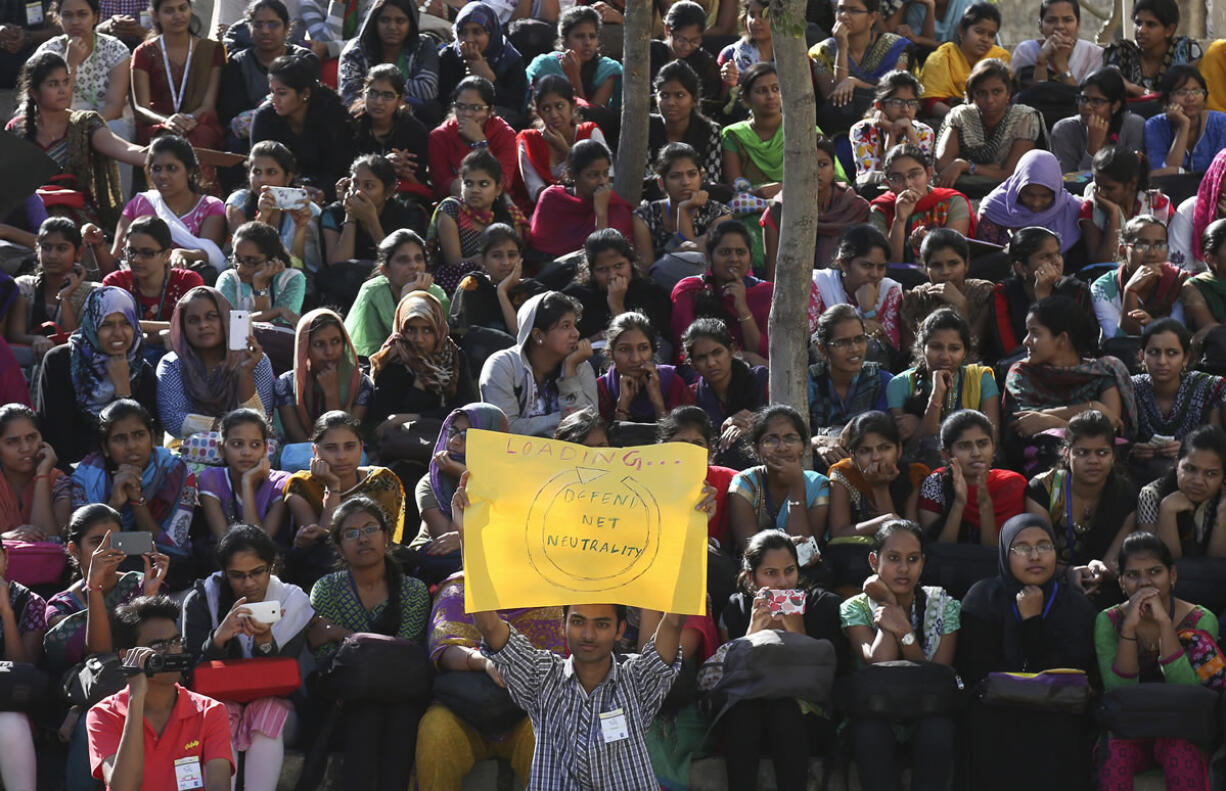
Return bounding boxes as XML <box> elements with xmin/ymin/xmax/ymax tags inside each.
<box><xmin>1097</xmin><ymin>684</ymin><xmax>1221</xmax><ymax>749</ymax></box>
<box><xmin>698</xmin><ymin>630</ymin><xmax>836</xmax><ymax>726</ymax></box>
<box><xmin>835</xmin><ymin>660</ymin><xmax>963</xmax><ymax>721</ymax></box>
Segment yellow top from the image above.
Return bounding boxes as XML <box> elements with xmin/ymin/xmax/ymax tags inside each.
<box><xmin>919</xmin><ymin>41</ymin><xmax>1012</xmax><ymax>101</ymax></box>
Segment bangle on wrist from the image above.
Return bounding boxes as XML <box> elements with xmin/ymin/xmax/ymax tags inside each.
<box><xmin>737</xmin><ymin>313</ymin><xmax>753</xmax><ymax>322</ymax></box>
<box><xmin>1119</xmin><ymin>632</ymin><xmax>1137</xmax><ymax>641</ymax></box>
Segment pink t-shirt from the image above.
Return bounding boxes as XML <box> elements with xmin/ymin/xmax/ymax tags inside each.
<box><xmin>121</xmin><ymin>192</ymin><xmax>225</xmax><ymax>236</ymax></box>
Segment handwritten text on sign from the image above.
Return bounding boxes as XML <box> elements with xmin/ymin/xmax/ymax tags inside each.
<box><xmin>462</xmin><ymin>431</ymin><xmax>708</xmax><ymax>614</ymax></box>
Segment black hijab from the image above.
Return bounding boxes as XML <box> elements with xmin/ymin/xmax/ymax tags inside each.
<box><xmin>958</xmin><ymin>514</ymin><xmax>1097</xmax><ymax>681</ymax></box>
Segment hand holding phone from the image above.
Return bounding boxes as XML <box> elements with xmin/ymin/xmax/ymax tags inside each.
<box><xmin>267</xmin><ymin>186</ymin><xmax>309</xmax><ymax>211</ymax></box>
<box><xmin>766</xmin><ymin>589</ymin><xmax>806</xmax><ymax>616</ymax></box>
<box><xmin>229</xmin><ymin>311</ymin><xmax>252</xmax><ymax>351</ymax></box>
<box><xmin>244</xmin><ymin>600</ymin><xmax>283</xmax><ymax>624</ymax></box>
<box><xmin>110</xmin><ymin>531</ymin><xmax>154</xmax><ymax>556</ymax></box>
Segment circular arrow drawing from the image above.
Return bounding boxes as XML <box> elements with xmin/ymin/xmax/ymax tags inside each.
<box><xmin>524</xmin><ymin>466</ymin><xmax>661</xmax><ymax>592</ymax></box>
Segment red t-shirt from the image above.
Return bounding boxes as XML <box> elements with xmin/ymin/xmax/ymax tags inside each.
<box><xmin>102</xmin><ymin>268</ymin><xmax>205</xmax><ymax>322</ymax></box>
<box><xmin>706</xmin><ymin>464</ymin><xmax>737</xmax><ymax>546</ymax></box>
<box><xmin>87</xmin><ymin>684</ymin><xmax>234</xmax><ymax>790</ymax></box>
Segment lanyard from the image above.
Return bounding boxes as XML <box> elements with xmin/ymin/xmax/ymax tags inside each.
<box><xmin>159</xmin><ymin>35</ymin><xmax>195</xmax><ymax>114</ymax></box>
<box><xmin>1062</xmin><ymin>473</ymin><xmax>1077</xmax><ymax>555</ymax></box>
<box><xmin>1012</xmin><ymin>581</ymin><xmax>1059</xmax><ymax>622</ymax></box>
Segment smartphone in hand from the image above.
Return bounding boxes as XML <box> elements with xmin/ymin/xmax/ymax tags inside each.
<box><xmin>229</xmin><ymin>311</ymin><xmax>252</xmax><ymax>351</ymax></box>
<box><xmin>110</xmin><ymin>532</ymin><xmax>154</xmax><ymax>556</ymax></box>
<box><xmin>766</xmin><ymin>589</ymin><xmax>806</xmax><ymax>616</ymax></box>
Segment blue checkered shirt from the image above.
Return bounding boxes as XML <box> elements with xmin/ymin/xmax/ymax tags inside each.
<box><xmin>484</xmin><ymin>625</ymin><xmax>680</xmax><ymax>790</ymax></box>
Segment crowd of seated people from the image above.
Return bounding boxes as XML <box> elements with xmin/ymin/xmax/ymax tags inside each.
<box><xmin>1</xmin><ymin>0</ymin><xmax>1226</xmax><ymax>787</ymax></box>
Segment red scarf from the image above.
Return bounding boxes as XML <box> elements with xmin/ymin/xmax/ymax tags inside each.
<box><xmin>870</xmin><ymin>188</ymin><xmax>976</xmax><ymax>256</ymax></box>
<box><xmin>514</xmin><ymin>122</ymin><xmax>599</xmax><ymax>205</ymax></box>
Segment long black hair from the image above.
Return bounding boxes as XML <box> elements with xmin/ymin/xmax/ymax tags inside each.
<box><xmin>214</xmin><ymin>524</ymin><xmax>279</xmax><ymax>620</ymax></box>
<box><xmin>331</xmin><ymin>496</ymin><xmax>404</xmax><ymax>635</ymax></box>
<box><xmin>682</xmin><ymin>317</ymin><xmax>762</xmax><ymax>415</ymax></box>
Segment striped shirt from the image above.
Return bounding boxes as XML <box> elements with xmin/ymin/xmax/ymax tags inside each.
<box><xmin>484</xmin><ymin>626</ymin><xmax>679</xmax><ymax>790</ymax></box>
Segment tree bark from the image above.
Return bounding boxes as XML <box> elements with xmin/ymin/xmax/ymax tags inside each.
<box><xmin>613</xmin><ymin>0</ymin><xmax>651</xmax><ymax>206</ymax></box>
<box><xmin>767</xmin><ymin>0</ymin><xmax>818</xmax><ymax>438</ymax></box>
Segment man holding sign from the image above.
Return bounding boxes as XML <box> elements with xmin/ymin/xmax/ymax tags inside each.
<box><xmin>452</xmin><ymin>467</ymin><xmax>712</xmax><ymax>790</ymax></box>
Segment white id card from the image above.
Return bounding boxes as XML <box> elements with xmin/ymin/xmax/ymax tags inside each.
<box><xmin>173</xmin><ymin>756</ymin><xmax>204</xmax><ymax>790</ymax></box>
<box><xmin>599</xmin><ymin>708</ymin><xmax>629</xmax><ymax>744</ymax></box>
<box><xmin>25</xmin><ymin>1</ymin><xmax>43</xmax><ymax>25</ymax></box>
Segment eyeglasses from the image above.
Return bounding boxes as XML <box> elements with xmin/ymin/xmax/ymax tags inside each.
<box><xmin>340</xmin><ymin>524</ymin><xmax>382</xmax><ymax>542</ymax></box>
<box><xmin>445</xmin><ymin>426</ymin><xmax>468</xmax><ymax>441</ymax></box>
<box><xmin>365</xmin><ymin>87</ymin><xmax>399</xmax><ymax>102</ymax></box>
<box><xmin>886</xmin><ymin>169</ymin><xmax>926</xmax><ymax>185</ymax></box>
<box><xmin>1126</xmin><ymin>240</ymin><xmax>1169</xmax><ymax>252</ymax></box>
<box><xmin>670</xmin><ymin>33</ymin><xmax>703</xmax><ymax>48</ymax></box>
<box><xmin>233</xmin><ymin>255</ymin><xmax>268</xmax><ymax>267</ymax></box>
<box><xmin>1171</xmin><ymin>88</ymin><xmax>1207</xmax><ymax>100</ymax></box>
<box><xmin>880</xmin><ymin>98</ymin><xmax>920</xmax><ymax>110</ymax></box>
<box><xmin>837</xmin><ymin>5</ymin><xmax>870</xmax><ymax>13</ymax></box>
<box><xmin>827</xmin><ymin>334</ymin><xmax>869</xmax><ymax>349</ymax></box>
<box><xmin>225</xmin><ymin>566</ymin><xmax>269</xmax><ymax>583</ymax></box>
<box><xmin>1076</xmin><ymin>94</ymin><xmax>1111</xmax><ymax>107</ymax></box>
<box><xmin>452</xmin><ymin>101</ymin><xmax>490</xmax><ymax>113</ymax></box>
<box><xmin>125</xmin><ymin>246</ymin><xmax>163</xmax><ymax>260</ymax></box>
<box><xmin>760</xmin><ymin>434</ymin><xmax>804</xmax><ymax>448</ymax></box>
<box><xmin>1008</xmin><ymin>542</ymin><xmax>1056</xmax><ymax>557</ymax></box>
<box><xmin>1070</xmin><ymin>447</ymin><xmax>1113</xmax><ymax>458</ymax></box>
<box><xmin>146</xmin><ymin>635</ymin><xmax>184</xmax><ymax>653</ymax></box>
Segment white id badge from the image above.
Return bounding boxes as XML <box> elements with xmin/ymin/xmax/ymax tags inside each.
<box><xmin>173</xmin><ymin>756</ymin><xmax>204</xmax><ymax>790</ymax></box>
<box><xmin>25</xmin><ymin>2</ymin><xmax>43</xmax><ymax>25</ymax></box>
<box><xmin>599</xmin><ymin>708</ymin><xmax>629</xmax><ymax>744</ymax></box>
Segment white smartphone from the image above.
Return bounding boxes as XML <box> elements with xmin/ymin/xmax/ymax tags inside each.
<box><xmin>590</xmin><ymin>339</ymin><xmax>609</xmax><ymax>351</ymax></box>
<box><xmin>1151</xmin><ymin>434</ymin><xmax>1174</xmax><ymax>445</ymax></box>
<box><xmin>267</xmin><ymin>186</ymin><xmax>308</xmax><ymax>211</ymax></box>
<box><xmin>244</xmin><ymin>600</ymin><xmax>283</xmax><ymax>624</ymax></box>
<box><xmin>795</xmin><ymin>536</ymin><xmax>819</xmax><ymax>567</ymax></box>
<box><xmin>229</xmin><ymin>311</ymin><xmax>252</xmax><ymax>351</ymax></box>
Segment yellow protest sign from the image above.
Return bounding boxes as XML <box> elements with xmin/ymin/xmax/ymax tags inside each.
<box><xmin>462</xmin><ymin>429</ymin><xmax>709</xmax><ymax>615</ymax></box>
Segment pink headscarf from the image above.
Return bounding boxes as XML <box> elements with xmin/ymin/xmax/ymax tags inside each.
<box><xmin>1193</xmin><ymin>149</ymin><xmax>1226</xmax><ymax>261</ymax></box>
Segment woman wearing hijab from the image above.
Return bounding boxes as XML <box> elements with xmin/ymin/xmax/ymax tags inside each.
<box><xmin>1169</xmin><ymin>148</ymin><xmax>1226</xmax><ymax>273</ymax></box>
<box><xmin>976</xmin><ymin>150</ymin><xmax>1085</xmax><ymax>253</ymax></box>
<box><xmin>435</xmin><ymin>2</ymin><xmax>527</xmax><ymax>126</ymax></box>
<box><xmin>337</xmin><ymin>0</ymin><xmax>440</xmax><ymax>120</ymax></box>
<box><xmin>957</xmin><ymin>512</ymin><xmax>1098</xmax><ymax>790</ymax></box>
<box><xmin>276</xmin><ymin>309</ymin><xmax>374</xmax><ymax>445</ymax></box>
<box><xmin>156</xmin><ymin>286</ymin><xmax>276</xmax><ymax>441</ymax></box>
<box><xmin>405</xmin><ymin>403</ymin><xmax>507</xmax><ymax>582</ymax></box>
<box><xmin>37</xmin><ymin>287</ymin><xmax>159</xmax><ymax>468</ymax></box>
<box><xmin>479</xmin><ymin>291</ymin><xmax>598</xmax><ymax>437</ymax></box>
<box><xmin>369</xmin><ymin>291</ymin><xmax>478</xmax><ymax>435</ymax></box>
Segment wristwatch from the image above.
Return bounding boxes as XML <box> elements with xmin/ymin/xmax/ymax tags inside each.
<box><xmin>252</xmin><ymin>287</ymin><xmax>270</xmax><ymax>298</ymax></box>
<box><xmin>254</xmin><ymin>640</ymin><xmax>275</xmax><ymax>656</ymax></box>
<box><xmin>900</xmin><ymin>632</ymin><xmax>916</xmax><ymax>646</ymax></box>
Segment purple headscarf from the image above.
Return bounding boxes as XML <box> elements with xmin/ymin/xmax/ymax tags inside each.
<box><xmin>429</xmin><ymin>403</ymin><xmax>508</xmax><ymax>519</ymax></box>
<box><xmin>978</xmin><ymin>150</ymin><xmax>1084</xmax><ymax>253</ymax></box>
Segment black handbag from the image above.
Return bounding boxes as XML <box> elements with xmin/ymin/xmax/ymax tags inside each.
<box><xmin>315</xmin><ymin>633</ymin><xmax>433</xmax><ymax>703</ymax></box>
<box><xmin>836</xmin><ymin>660</ymin><xmax>963</xmax><ymax>720</ymax></box>
<box><xmin>920</xmin><ymin>543</ymin><xmax>1004</xmax><ymax>601</ymax></box>
<box><xmin>61</xmin><ymin>652</ymin><xmax>126</xmax><ymax>708</ymax></box>
<box><xmin>1097</xmin><ymin>684</ymin><xmax>1221</xmax><ymax>748</ymax></box>
<box><xmin>977</xmin><ymin>669</ymin><xmax>1090</xmax><ymax>714</ymax></box>
<box><xmin>432</xmin><ymin>671</ymin><xmax>525</xmax><ymax>737</ymax></box>
<box><xmin>0</xmin><ymin>662</ymin><xmax>49</xmax><ymax>712</ymax></box>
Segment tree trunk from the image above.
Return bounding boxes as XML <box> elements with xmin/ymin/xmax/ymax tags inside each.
<box><xmin>767</xmin><ymin>0</ymin><xmax>818</xmax><ymax>437</ymax></box>
<box><xmin>613</xmin><ymin>0</ymin><xmax>651</xmax><ymax>205</ymax></box>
